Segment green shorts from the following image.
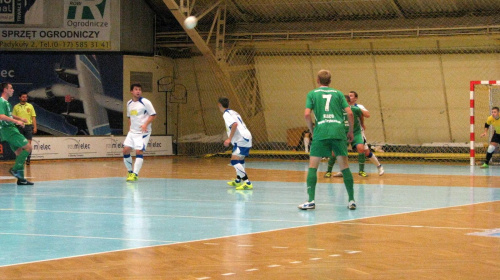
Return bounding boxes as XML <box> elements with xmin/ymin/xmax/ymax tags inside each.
<box><xmin>350</xmin><ymin>133</ymin><xmax>364</xmax><ymax>149</ymax></box>
<box><xmin>310</xmin><ymin>138</ymin><xmax>348</xmax><ymax>158</ymax></box>
<box><xmin>0</xmin><ymin>126</ymin><xmax>28</xmax><ymax>151</ymax></box>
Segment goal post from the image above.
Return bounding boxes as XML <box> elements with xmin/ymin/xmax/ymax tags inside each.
<box><xmin>470</xmin><ymin>80</ymin><xmax>500</xmax><ymax>166</ymax></box>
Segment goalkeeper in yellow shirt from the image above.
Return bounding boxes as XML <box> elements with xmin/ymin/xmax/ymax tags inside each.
<box><xmin>480</xmin><ymin>106</ymin><xmax>500</xmax><ymax>168</ymax></box>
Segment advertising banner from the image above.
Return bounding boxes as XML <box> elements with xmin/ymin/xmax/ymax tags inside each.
<box><xmin>0</xmin><ymin>53</ymin><xmax>123</xmax><ymax>136</ymax></box>
<box><xmin>0</xmin><ymin>0</ymin><xmax>43</xmax><ymax>25</ymax></box>
<box><xmin>30</xmin><ymin>135</ymin><xmax>173</xmax><ymax>160</ymax></box>
<box><xmin>0</xmin><ymin>0</ymin><xmax>112</xmax><ymax>50</ymax></box>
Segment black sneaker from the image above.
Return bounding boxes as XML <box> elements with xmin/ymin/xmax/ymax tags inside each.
<box><xmin>9</xmin><ymin>168</ymin><xmax>22</xmax><ymax>179</ymax></box>
<box><xmin>17</xmin><ymin>179</ymin><xmax>34</xmax><ymax>185</ymax></box>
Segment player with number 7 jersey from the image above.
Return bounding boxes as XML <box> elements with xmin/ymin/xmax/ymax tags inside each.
<box><xmin>298</xmin><ymin>70</ymin><xmax>355</xmax><ymax>211</ymax></box>
<box><xmin>305</xmin><ymin>87</ymin><xmax>349</xmax><ymax>141</ymax></box>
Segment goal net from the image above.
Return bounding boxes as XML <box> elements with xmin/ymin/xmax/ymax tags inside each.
<box><xmin>470</xmin><ymin>81</ymin><xmax>500</xmax><ymax>165</ymax></box>
<box><xmin>172</xmin><ymin>42</ymin><xmax>499</xmax><ymax>163</ymax></box>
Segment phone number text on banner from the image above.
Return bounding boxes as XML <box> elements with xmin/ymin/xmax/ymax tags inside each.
<box><xmin>0</xmin><ymin>40</ymin><xmax>111</xmax><ymax>50</ymax></box>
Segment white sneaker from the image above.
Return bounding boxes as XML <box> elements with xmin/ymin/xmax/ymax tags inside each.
<box><xmin>377</xmin><ymin>165</ymin><xmax>384</xmax><ymax>176</ymax></box>
<box><xmin>333</xmin><ymin>172</ymin><xmax>343</xmax><ymax>177</ymax></box>
<box><xmin>298</xmin><ymin>200</ymin><xmax>315</xmax><ymax>210</ymax></box>
<box><xmin>348</xmin><ymin>200</ymin><xmax>356</xmax><ymax>210</ymax></box>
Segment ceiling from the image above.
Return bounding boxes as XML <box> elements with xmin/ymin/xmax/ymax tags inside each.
<box><xmin>145</xmin><ymin>0</ymin><xmax>500</xmax><ymax>53</ymax></box>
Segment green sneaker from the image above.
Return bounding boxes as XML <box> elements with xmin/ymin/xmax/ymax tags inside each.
<box><xmin>358</xmin><ymin>171</ymin><xmax>368</xmax><ymax>177</ymax></box>
<box><xmin>236</xmin><ymin>182</ymin><xmax>253</xmax><ymax>190</ymax></box>
<box><xmin>227</xmin><ymin>179</ymin><xmax>242</xmax><ymax>187</ymax></box>
<box><xmin>324</xmin><ymin>172</ymin><xmax>332</xmax><ymax>178</ymax></box>
<box><xmin>480</xmin><ymin>163</ymin><xmax>489</xmax><ymax>169</ymax></box>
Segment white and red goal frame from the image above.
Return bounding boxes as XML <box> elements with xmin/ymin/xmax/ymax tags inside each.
<box><xmin>470</xmin><ymin>80</ymin><xmax>500</xmax><ymax>166</ymax></box>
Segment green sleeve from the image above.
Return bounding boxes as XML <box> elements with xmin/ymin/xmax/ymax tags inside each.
<box><xmin>305</xmin><ymin>91</ymin><xmax>313</xmax><ymax>109</ymax></box>
<box><xmin>0</xmin><ymin>102</ymin><xmax>7</xmax><ymax>115</ymax></box>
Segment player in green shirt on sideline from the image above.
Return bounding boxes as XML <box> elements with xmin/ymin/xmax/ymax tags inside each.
<box><xmin>13</xmin><ymin>92</ymin><xmax>37</xmax><ymax>165</ymax></box>
<box><xmin>0</xmin><ymin>82</ymin><xmax>34</xmax><ymax>185</ymax></box>
<box><xmin>298</xmin><ymin>70</ymin><xmax>356</xmax><ymax>210</ymax></box>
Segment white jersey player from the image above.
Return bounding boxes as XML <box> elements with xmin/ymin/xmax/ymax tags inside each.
<box><xmin>218</xmin><ymin>97</ymin><xmax>253</xmax><ymax>190</ymax></box>
<box><xmin>123</xmin><ymin>83</ymin><xmax>156</xmax><ymax>182</ymax></box>
<box><xmin>222</xmin><ymin>110</ymin><xmax>252</xmax><ymax>148</ymax></box>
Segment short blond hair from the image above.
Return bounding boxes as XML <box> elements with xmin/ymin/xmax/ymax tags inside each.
<box><xmin>317</xmin><ymin>70</ymin><xmax>331</xmax><ymax>86</ymax></box>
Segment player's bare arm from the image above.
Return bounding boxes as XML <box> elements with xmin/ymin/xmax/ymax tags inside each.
<box><xmin>224</xmin><ymin>122</ymin><xmax>238</xmax><ymax>147</ymax></box>
<box><xmin>141</xmin><ymin>115</ymin><xmax>156</xmax><ymax>132</ymax></box>
<box><xmin>304</xmin><ymin>108</ymin><xmax>314</xmax><ymax>138</ymax></box>
<box><xmin>0</xmin><ymin>114</ymin><xmax>25</xmax><ymax>127</ymax></box>
<box><xmin>345</xmin><ymin>106</ymin><xmax>354</xmax><ymax>142</ymax></box>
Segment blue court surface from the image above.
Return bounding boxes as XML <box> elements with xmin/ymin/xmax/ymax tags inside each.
<box><xmin>1</xmin><ymin>162</ymin><xmax>499</xmax><ymax>267</ymax></box>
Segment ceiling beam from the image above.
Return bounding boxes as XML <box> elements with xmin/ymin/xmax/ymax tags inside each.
<box><xmin>160</xmin><ymin>0</ymin><xmax>245</xmax><ymax>113</ymax></box>
<box><xmin>388</xmin><ymin>0</ymin><xmax>405</xmax><ymax>18</ymax></box>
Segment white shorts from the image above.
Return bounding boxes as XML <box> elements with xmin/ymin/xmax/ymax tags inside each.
<box><xmin>124</xmin><ymin>132</ymin><xmax>151</xmax><ymax>151</ymax></box>
<box><xmin>362</xmin><ymin>130</ymin><xmax>369</xmax><ymax>150</ymax></box>
<box><xmin>231</xmin><ymin>142</ymin><xmax>252</xmax><ymax>157</ymax></box>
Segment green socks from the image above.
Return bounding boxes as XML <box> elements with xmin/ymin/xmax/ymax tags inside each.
<box><xmin>307</xmin><ymin>166</ymin><xmax>354</xmax><ymax>203</ymax></box>
<box><xmin>327</xmin><ymin>156</ymin><xmax>336</xmax><ymax>172</ymax></box>
<box><xmin>341</xmin><ymin>168</ymin><xmax>354</xmax><ymax>201</ymax></box>
<box><xmin>358</xmin><ymin>153</ymin><xmax>365</xmax><ymax>172</ymax></box>
<box><xmin>307</xmin><ymin>167</ymin><xmax>317</xmax><ymax>202</ymax></box>
<box><xmin>13</xmin><ymin>150</ymin><xmax>30</xmax><ymax>171</ymax></box>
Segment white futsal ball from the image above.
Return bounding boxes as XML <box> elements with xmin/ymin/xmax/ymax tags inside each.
<box><xmin>184</xmin><ymin>16</ymin><xmax>198</xmax><ymax>30</ymax></box>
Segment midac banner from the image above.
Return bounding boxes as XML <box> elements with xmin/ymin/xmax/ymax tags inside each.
<box><xmin>30</xmin><ymin>135</ymin><xmax>173</xmax><ymax>160</ymax></box>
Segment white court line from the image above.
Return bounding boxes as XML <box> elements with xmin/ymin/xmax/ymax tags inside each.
<box><xmin>0</xmin><ymin>232</ymin><xmax>173</xmax><ymax>243</ymax></box>
<box><xmin>2</xmin><ymin>199</ymin><xmax>497</xmax><ymax>269</ymax></box>
<box><xmin>340</xmin><ymin>222</ymin><xmax>489</xmax><ymax>231</ymax></box>
<box><xmin>0</xmin><ymin>208</ymin><xmax>309</xmax><ymax>224</ymax></box>
<box><xmin>0</xmin><ymin>176</ymin><xmax>18</xmax><ymax>180</ymax></box>
<box><xmin>245</xmin><ymin>268</ymin><xmax>258</xmax><ymax>272</ymax></box>
<box><xmin>345</xmin><ymin>250</ymin><xmax>361</xmax><ymax>254</ymax></box>
<box><xmin>0</xmin><ymin>189</ymin><xmax>430</xmax><ymax>210</ymax></box>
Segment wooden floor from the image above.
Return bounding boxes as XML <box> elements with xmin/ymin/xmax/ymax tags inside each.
<box><xmin>0</xmin><ymin>157</ymin><xmax>499</xmax><ymax>279</ymax></box>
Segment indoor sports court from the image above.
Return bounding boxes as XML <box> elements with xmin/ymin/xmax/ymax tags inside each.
<box><xmin>1</xmin><ymin>0</ymin><xmax>499</xmax><ymax>279</ymax></box>
<box><xmin>0</xmin><ymin>157</ymin><xmax>499</xmax><ymax>279</ymax></box>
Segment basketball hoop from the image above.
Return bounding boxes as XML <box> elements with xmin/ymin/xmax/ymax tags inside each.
<box><xmin>157</xmin><ymin>76</ymin><xmax>174</xmax><ymax>93</ymax></box>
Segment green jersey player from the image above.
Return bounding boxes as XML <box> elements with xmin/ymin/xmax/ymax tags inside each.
<box><xmin>0</xmin><ymin>82</ymin><xmax>34</xmax><ymax>185</ymax></box>
<box><xmin>298</xmin><ymin>70</ymin><xmax>356</xmax><ymax>210</ymax></box>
